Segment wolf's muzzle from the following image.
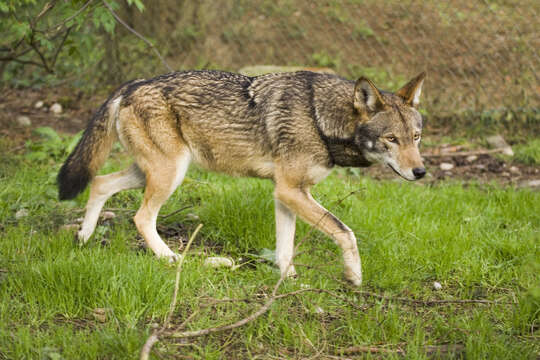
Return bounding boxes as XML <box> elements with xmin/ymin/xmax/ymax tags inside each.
<box><xmin>412</xmin><ymin>167</ymin><xmax>426</xmax><ymax>179</ymax></box>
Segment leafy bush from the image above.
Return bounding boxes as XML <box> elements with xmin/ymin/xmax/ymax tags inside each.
<box><xmin>0</xmin><ymin>0</ymin><xmax>145</xmax><ymax>89</ymax></box>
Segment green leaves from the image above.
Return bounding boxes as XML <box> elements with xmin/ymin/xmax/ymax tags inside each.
<box><xmin>25</xmin><ymin>127</ymin><xmax>75</xmax><ymax>164</ymax></box>
<box><xmin>92</xmin><ymin>5</ymin><xmax>116</xmax><ymax>34</ymax></box>
<box><xmin>1</xmin><ymin>0</ymin><xmax>147</xmax><ymax>87</ymax></box>
<box><xmin>126</xmin><ymin>0</ymin><xmax>145</xmax><ymax>12</ymax></box>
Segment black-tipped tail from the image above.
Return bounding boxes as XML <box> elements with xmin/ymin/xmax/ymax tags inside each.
<box><xmin>57</xmin><ymin>96</ymin><xmax>120</xmax><ymax>200</ymax></box>
<box><xmin>57</xmin><ymin>152</ymin><xmax>92</xmax><ymax>200</ymax></box>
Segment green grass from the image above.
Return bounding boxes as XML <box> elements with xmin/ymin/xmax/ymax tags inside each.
<box><xmin>514</xmin><ymin>139</ymin><xmax>540</xmax><ymax>166</ymax></box>
<box><xmin>0</xmin><ymin>136</ymin><xmax>539</xmax><ymax>359</ymax></box>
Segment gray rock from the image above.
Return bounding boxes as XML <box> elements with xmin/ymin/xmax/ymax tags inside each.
<box><xmin>440</xmin><ymin>162</ymin><xmax>454</xmax><ymax>171</ymax></box>
<box><xmin>527</xmin><ymin>179</ymin><xmax>540</xmax><ymax>187</ymax></box>
<box><xmin>101</xmin><ymin>211</ymin><xmax>116</xmax><ymax>220</ymax></box>
<box><xmin>50</xmin><ymin>103</ymin><xmax>63</xmax><ymax>115</ymax></box>
<box><xmin>465</xmin><ymin>155</ymin><xmax>478</xmax><ymax>162</ymax></box>
<box><xmin>16</xmin><ymin>115</ymin><xmax>31</xmax><ymax>126</ymax></box>
<box><xmin>15</xmin><ymin>209</ymin><xmax>29</xmax><ymax>219</ymax></box>
<box><xmin>486</xmin><ymin>134</ymin><xmax>513</xmax><ymax>156</ymax></box>
<box><xmin>204</xmin><ymin>257</ymin><xmax>234</xmax><ymax>268</ymax></box>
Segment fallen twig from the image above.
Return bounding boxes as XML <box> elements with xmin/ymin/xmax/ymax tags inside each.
<box><xmin>139</xmin><ymin>189</ymin><xmax>362</xmax><ymax>354</ymax></box>
<box><xmin>351</xmin><ymin>290</ymin><xmax>516</xmax><ymax>306</ymax></box>
<box><xmin>340</xmin><ymin>345</ymin><xmax>404</xmax><ymax>355</ymax></box>
<box><xmin>140</xmin><ymin>223</ymin><xmax>203</xmax><ymax>360</ymax></box>
<box><xmin>160</xmin><ymin>205</ymin><xmax>194</xmax><ymax>219</ymax></box>
<box><xmin>201</xmin><ymin>287</ymin><xmax>367</xmax><ymax>311</ymax></box>
<box><xmin>338</xmin><ymin>343</ymin><xmax>465</xmax><ymax>356</ymax></box>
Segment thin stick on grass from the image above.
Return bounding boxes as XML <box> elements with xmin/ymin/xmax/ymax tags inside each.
<box><xmin>140</xmin><ymin>223</ymin><xmax>203</xmax><ymax>360</ymax></box>
<box><xmin>338</xmin><ymin>343</ymin><xmax>465</xmax><ymax>356</ymax></box>
<box><xmin>296</xmin><ymin>263</ymin><xmax>515</xmax><ymax>306</ymax></box>
<box><xmin>168</xmin><ymin>190</ymin><xmax>363</xmax><ymax>339</ymax></box>
<box><xmin>350</xmin><ymin>290</ymin><xmax>516</xmax><ymax>305</ymax></box>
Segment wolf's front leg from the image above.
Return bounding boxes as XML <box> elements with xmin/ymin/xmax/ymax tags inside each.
<box><xmin>275</xmin><ymin>185</ymin><xmax>362</xmax><ymax>286</ymax></box>
<box><xmin>274</xmin><ymin>198</ymin><xmax>297</xmax><ymax>278</ymax></box>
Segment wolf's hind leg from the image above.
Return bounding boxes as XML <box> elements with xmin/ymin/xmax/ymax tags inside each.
<box><xmin>275</xmin><ymin>199</ymin><xmax>297</xmax><ymax>278</ymax></box>
<box><xmin>78</xmin><ymin>164</ymin><xmax>145</xmax><ymax>243</ymax></box>
<box><xmin>134</xmin><ymin>152</ymin><xmax>191</xmax><ymax>260</ymax></box>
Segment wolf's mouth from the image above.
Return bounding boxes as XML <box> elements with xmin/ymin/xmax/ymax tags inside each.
<box><xmin>387</xmin><ymin>164</ymin><xmax>413</xmax><ymax>181</ymax></box>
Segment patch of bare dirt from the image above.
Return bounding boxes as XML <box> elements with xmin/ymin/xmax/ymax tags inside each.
<box><xmin>359</xmin><ymin>154</ymin><xmax>539</xmax><ymax>187</ymax></box>
<box><xmin>0</xmin><ymin>86</ymin><xmax>103</xmax><ymax>145</ymax></box>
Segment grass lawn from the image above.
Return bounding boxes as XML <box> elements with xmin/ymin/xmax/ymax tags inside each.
<box><xmin>0</xmin><ymin>135</ymin><xmax>539</xmax><ymax>359</ymax></box>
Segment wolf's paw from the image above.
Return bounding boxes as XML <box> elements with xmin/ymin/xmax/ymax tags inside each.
<box><xmin>284</xmin><ymin>266</ymin><xmax>298</xmax><ymax>279</ymax></box>
<box><xmin>75</xmin><ymin>229</ymin><xmax>91</xmax><ymax>247</ymax></box>
<box><xmin>166</xmin><ymin>253</ymin><xmax>183</xmax><ymax>263</ymax></box>
<box><xmin>344</xmin><ymin>268</ymin><xmax>362</xmax><ymax>287</ymax></box>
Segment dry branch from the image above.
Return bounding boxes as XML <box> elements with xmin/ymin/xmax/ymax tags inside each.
<box><xmin>140</xmin><ymin>223</ymin><xmax>203</xmax><ymax>360</ymax></box>
<box><xmin>351</xmin><ymin>290</ymin><xmax>516</xmax><ymax>306</ymax></box>
<box><xmin>338</xmin><ymin>343</ymin><xmax>465</xmax><ymax>356</ymax></box>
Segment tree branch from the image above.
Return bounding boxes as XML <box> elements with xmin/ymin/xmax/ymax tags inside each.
<box><xmin>41</xmin><ymin>0</ymin><xmax>94</xmax><ymax>34</ymax></box>
<box><xmin>101</xmin><ymin>0</ymin><xmax>173</xmax><ymax>72</ymax></box>
<box><xmin>140</xmin><ymin>224</ymin><xmax>203</xmax><ymax>360</ymax></box>
<box><xmin>50</xmin><ymin>27</ymin><xmax>72</xmax><ymax>69</ymax></box>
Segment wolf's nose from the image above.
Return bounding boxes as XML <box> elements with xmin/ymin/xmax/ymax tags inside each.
<box><xmin>412</xmin><ymin>167</ymin><xmax>426</xmax><ymax>179</ymax></box>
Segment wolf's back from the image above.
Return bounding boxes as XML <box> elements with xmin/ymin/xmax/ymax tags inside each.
<box><xmin>57</xmin><ymin>96</ymin><xmax>121</xmax><ymax>200</ymax></box>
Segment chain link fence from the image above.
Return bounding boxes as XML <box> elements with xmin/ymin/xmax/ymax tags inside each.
<box><xmin>127</xmin><ymin>0</ymin><xmax>538</xmax><ymax>119</ymax></box>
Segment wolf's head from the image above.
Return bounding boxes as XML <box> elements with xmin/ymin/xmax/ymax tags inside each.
<box><xmin>353</xmin><ymin>72</ymin><xmax>426</xmax><ymax>181</ymax></box>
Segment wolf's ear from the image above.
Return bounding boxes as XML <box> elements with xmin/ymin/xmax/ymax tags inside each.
<box><xmin>354</xmin><ymin>77</ymin><xmax>386</xmax><ymax>113</ymax></box>
<box><xmin>396</xmin><ymin>72</ymin><xmax>426</xmax><ymax>108</ymax></box>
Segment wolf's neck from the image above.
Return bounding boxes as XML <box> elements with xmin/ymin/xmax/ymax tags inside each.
<box><xmin>320</xmin><ymin>135</ymin><xmax>372</xmax><ymax>167</ymax></box>
<box><xmin>312</xmin><ymin>81</ymin><xmax>371</xmax><ymax>167</ymax></box>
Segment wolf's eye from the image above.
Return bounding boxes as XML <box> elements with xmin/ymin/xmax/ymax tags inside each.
<box><xmin>387</xmin><ymin>136</ymin><xmax>397</xmax><ymax>143</ymax></box>
<box><xmin>414</xmin><ymin>133</ymin><xmax>421</xmax><ymax>141</ymax></box>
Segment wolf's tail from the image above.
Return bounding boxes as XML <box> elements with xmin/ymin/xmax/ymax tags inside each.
<box><xmin>57</xmin><ymin>96</ymin><xmax>122</xmax><ymax>200</ymax></box>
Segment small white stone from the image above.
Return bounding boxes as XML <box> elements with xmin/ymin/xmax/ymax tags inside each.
<box><xmin>440</xmin><ymin>162</ymin><xmax>454</xmax><ymax>171</ymax></box>
<box><xmin>50</xmin><ymin>103</ymin><xmax>63</xmax><ymax>114</ymax></box>
<box><xmin>486</xmin><ymin>134</ymin><xmax>513</xmax><ymax>156</ymax></box>
<box><xmin>465</xmin><ymin>155</ymin><xmax>478</xmax><ymax>163</ymax></box>
<box><xmin>34</xmin><ymin>100</ymin><xmax>44</xmax><ymax>109</ymax></box>
<box><xmin>509</xmin><ymin>166</ymin><xmax>520</xmax><ymax>175</ymax></box>
<box><xmin>475</xmin><ymin>164</ymin><xmax>486</xmax><ymax>171</ymax></box>
<box><xmin>15</xmin><ymin>209</ymin><xmax>29</xmax><ymax>219</ymax></box>
<box><xmin>186</xmin><ymin>213</ymin><xmax>200</xmax><ymax>221</ymax></box>
<box><xmin>204</xmin><ymin>257</ymin><xmax>234</xmax><ymax>268</ymax></box>
<box><xmin>101</xmin><ymin>211</ymin><xmax>116</xmax><ymax>220</ymax></box>
<box><xmin>314</xmin><ymin>306</ymin><xmax>325</xmax><ymax>314</ymax></box>
<box><xmin>433</xmin><ymin>281</ymin><xmax>442</xmax><ymax>290</ymax></box>
<box><xmin>16</xmin><ymin>115</ymin><xmax>31</xmax><ymax>126</ymax></box>
<box><xmin>527</xmin><ymin>179</ymin><xmax>540</xmax><ymax>187</ymax></box>
<box><xmin>75</xmin><ymin>217</ymin><xmax>84</xmax><ymax>223</ymax></box>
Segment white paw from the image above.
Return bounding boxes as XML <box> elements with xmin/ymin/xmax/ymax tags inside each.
<box><xmin>344</xmin><ymin>268</ymin><xmax>362</xmax><ymax>287</ymax></box>
<box><xmin>77</xmin><ymin>229</ymin><xmax>91</xmax><ymax>245</ymax></box>
<box><xmin>280</xmin><ymin>265</ymin><xmax>297</xmax><ymax>279</ymax></box>
<box><xmin>164</xmin><ymin>252</ymin><xmax>183</xmax><ymax>263</ymax></box>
